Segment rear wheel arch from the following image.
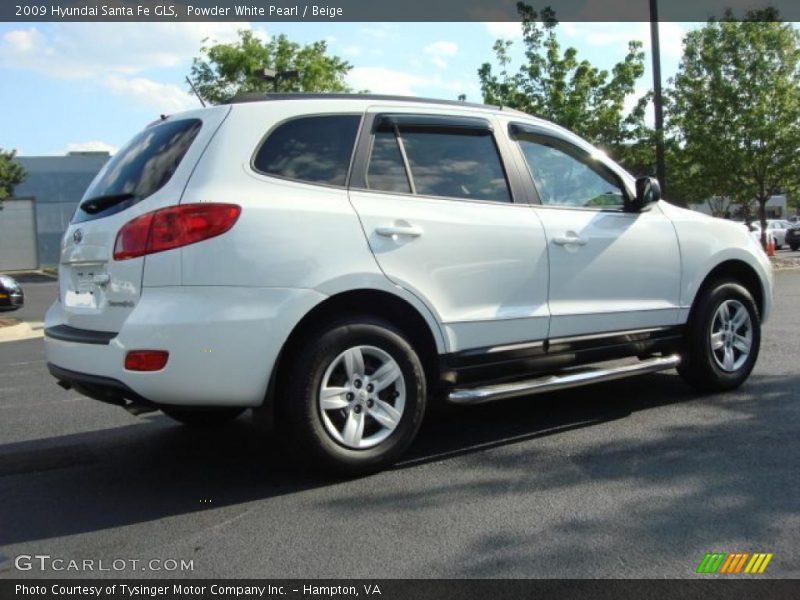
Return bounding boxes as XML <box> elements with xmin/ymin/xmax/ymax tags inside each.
<box><xmin>268</xmin><ymin>289</ymin><xmax>442</xmax><ymax>419</ymax></box>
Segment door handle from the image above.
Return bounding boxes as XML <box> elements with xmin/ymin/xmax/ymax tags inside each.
<box><xmin>552</xmin><ymin>234</ymin><xmax>587</xmax><ymax>246</ymax></box>
<box><xmin>376</xmin><ymin>225</ymin><xmax>423</xmax><ymax>239</ymax></box>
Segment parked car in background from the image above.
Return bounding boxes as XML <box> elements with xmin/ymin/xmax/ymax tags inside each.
<box><xmin>746</xmin><ymin>222</ymin><xmax>776</xmax><ymax>249</ymax></box>
<box><xmin>748</xmin><ymin>221</ymin><xmax>784</xmax><ymax>248</ymax></box>
<box><xmin>0</xmin><ymin>275</ymin><xmax>24</xmax><ymax>311</ymax></box>
<box><xmin>786</xmin><ymin>222</ymin><xmax>800</xmax><ymax>251</ymax></box>
<box><xmin>44</xmin><ymin>94</ymin><xmax>774</xmax><ymax>473</ymax></box>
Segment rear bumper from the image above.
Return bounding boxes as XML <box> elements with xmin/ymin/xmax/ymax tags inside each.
<box><xmin>45</xmin><ymin>324</ymin><xmax>116</xmax><ymax>344</ymax></box>
<box><xmin>47</xmin><ymin>363</ymin><xmax>154</xmax><ymax>408</ymax></box>
<box><xmin>44</xmin><ymin>285</ymin><xmax>326</xmax><ymax>407</ymax></box>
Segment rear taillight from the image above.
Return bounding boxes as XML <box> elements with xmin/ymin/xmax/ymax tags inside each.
<box><xmin>113</xmin><ymin>203</ymin><xmax>241</xmax><ymax>261</ymax></box>
<box><xmin>125</xmin><ymin>350</ymin><xmax>169</xmax><ymax>371</ymax></box>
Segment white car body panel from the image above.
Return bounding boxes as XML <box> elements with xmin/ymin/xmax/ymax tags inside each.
<box><xmin>659</xmin><ymin>202</ymin><xmax>773</xmax><ymax>322</ymax></box>
<box><xmin>533</xmin><ymin>203</ymin><xmax>682</xmax><ymax>338</ymax></box>
<box><xmin>349</xmin><ymin>189</ymin><xmax>550</xmax><ymax>350</ymax></box>
<box><xmin>45</xmin><ymin>286</ymin><xmax>324</xmax><ymax>406</ymax></box>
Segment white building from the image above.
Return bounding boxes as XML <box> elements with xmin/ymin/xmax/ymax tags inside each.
<box><xmin>690</xmin><ymin>195</ymin><xmax>789</xmax><ymax>220</ymax></box>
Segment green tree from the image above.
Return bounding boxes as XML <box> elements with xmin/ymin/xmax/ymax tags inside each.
<box><xmin>669</xmin><ymin>9</ymin><xmax>800</xmax><ymax>245</ymax></box>
<box><xmin>478</xmin><ymin>2</ymin><xmax>649</xmax><ymax>171</ymax></box>
<box><xmin>190</xmin><ymin>30</ymin><xmax>353</xmax><ymax>105</ymax></box>
<box><xmin>0</xmin><ymin>148</ymin><xmax>25</xmax><ymax>207</ymax></box>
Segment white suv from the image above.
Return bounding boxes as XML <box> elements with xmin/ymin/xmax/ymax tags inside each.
<box><xmin>45</xmin><ymin>94</ymin><xmax>773</xmax><ymax>472</ymax></box>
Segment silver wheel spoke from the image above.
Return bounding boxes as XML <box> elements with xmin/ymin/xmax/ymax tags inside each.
<box><xmin>320</xmin><ymin>387</ymin><xmax>349</xmax><ymax>410</ymax></box>
<box><xmin>718</xmin><ymin>303</ymin><xmax>731</xmax><ymax>325</ymax></box>
<box><xmin>369</xmin><ymin>399</ymin><xmax>401</xmax><ymax>430</ymax></box>
<box><xmin>343</xmin><ymin>347</ymin><xmax>365</xmax><ymax>379</ymax></box>
<box><xmin>733</xmin><ymin>334</ymin><xmax>751</xmax><ymax>353</ymax></box>
<box><xmin>711</xmin><ymin>331</ymin><xmax>725</xmax><ymax>350</ymax></box>
<box><xmin>723</xmin><ymin>346</ymin><xmax>735</xmax><ymax>371</ymax></box>
<box><xmin>371</xmin><ymin>361</ymin><xmax>402</xmax><ymax>392</ymax></box>
<box><xmin>731</xmin><ymin>305</ymin><xmax>748</xmax><ymax>330</ymax></box>
<box><xmin>342</xmin><ymin>409</ymin><xmax>365</xmax><ymax>446</ymax></box>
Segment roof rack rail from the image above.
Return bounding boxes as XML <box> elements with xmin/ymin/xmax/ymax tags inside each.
<box><xmin>223</xmin><ymin>92</ymin><xmax>515</xmax><ymax>113</ymax></box>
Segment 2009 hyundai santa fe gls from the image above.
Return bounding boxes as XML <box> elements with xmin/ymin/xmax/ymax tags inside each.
<box><xmin>45</xmin><ymin>94</ymin><xmax>774</xmax><ymax>473</ymax></box>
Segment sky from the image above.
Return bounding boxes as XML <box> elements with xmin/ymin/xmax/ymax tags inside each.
<box><xmin>0</xmin><ymin>21</ymin><xmax>694</xmax><ymax>156</ymax></box>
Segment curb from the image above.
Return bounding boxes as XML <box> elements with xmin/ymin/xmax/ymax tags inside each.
<box><xmin>771</xmin><ymin>259</ymin><xmax>800</xmax><ymax>271</ymax></box>
<box><xmin>0</xmin><ymin>321</ymin><xmax>44</xmax><ymax>343</ymax></box>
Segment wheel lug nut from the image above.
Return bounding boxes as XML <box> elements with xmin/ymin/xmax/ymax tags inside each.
<box><xmin>366</xmin><ymin>384</ymin><xmax>374</xmax><ymax>393</ymax></box>
<box><xmin>367</xmin><ymin>399</ymin><xmax>374</xmax><ymax>408</ymax></box>
<box><xmin>353</xmin><ymin>405</ymin><xmax>362</xmax><ymax>414</ymax></box>
<box><xmin>346</xmin><ymin>392</ymin><xmax>354</xmax><ymax>401</ymax></box>
<box><xmin>354</xmin><ymin>379</ymin><xmax>362</xmax><ymax>389</ymax></box>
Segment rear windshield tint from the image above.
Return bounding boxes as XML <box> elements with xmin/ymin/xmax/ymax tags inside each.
<box><xmin>252</xmin><ymin>115</ymin><xmax>361</xmax><ymax>187</ymax></box>
<box><xmin>73</xmin><ymin>118</ymin><xmax>202</xmax><ymax>223</ymax></box>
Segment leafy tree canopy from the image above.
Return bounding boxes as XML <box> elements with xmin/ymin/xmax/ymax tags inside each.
<box><xmin>668</xmin><ymin>9</ymin><xmax>800</xmax><ymax>239</ymax></box>
<box><xmin>478</xmin><ymin>2</ymin><xmax>649</xmax><ymax>170</ymax></box>
<box><xmin>190</xmin><ymin>30</ymin><xmax>353</xmax><ymax>105</ymax></box>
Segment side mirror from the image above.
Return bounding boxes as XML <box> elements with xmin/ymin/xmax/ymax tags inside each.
<box><xmin>634</xmin><ymin>176</ymin><xmax>661</xmax><ymax>210</ymax></box>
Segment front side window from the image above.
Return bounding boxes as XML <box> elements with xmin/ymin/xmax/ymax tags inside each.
<box><xmin>253</xmin><ymin>115</ymin><xmax>361</xmax><ymax>187</ymax></box>
<box><xmin>517</xmin><ymin>137</ymin><xmax>626</xmax><ymax>209</ymax></box>
<box><xmin>366</xmin><ymin>125</ymin><xmax>511</xmax><ymax>203</ymax></box>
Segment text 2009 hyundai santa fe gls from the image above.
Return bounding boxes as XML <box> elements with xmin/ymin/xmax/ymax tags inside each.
<box><xmin>45</xmin><ymin>94</ymin><xmax>773</xmax><ymax>473</ymax></box>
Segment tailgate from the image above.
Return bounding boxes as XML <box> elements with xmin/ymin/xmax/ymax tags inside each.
<box><xmin>58</xmin><ymin>105</ymin><xmax>230</xmax><ymax>332</ymax></box>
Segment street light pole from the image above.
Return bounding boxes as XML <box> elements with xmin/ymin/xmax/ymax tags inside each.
<box><xmin>257</xmin><ymin>68</ymin><xmax>300</xmax><ymax>93</ymax></box>
<box><xmin>650</xmin><ymin>0</ymin><xmax>667</xmax><ymax>196</ymax></box>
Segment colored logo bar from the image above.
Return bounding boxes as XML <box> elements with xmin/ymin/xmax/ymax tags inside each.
<box><xmin>697</xmin><ymin>552</ymin><xmax>773</xmax><ymax>574</ymax></box>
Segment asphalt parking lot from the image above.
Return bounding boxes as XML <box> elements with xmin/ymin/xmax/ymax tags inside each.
<box><xmin>0</xmin><ymin>270</ymin><xmax>798</xmax><ymax>579</ymax></box>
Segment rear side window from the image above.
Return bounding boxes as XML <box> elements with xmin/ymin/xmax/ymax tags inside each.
<box><xmin>74</xmin><ymin>118</ymin><xmax>202</xmax><ymax>223</ymax></box>
<box><xmin>367</xmin><ymin>131</ymin><xmax>411</xmax><ymax>194</ymax></box>
<box><xmin>402</xmin><ymin>131</ymin><xmax>510</xmax><ymax>202</ymax></box>
<box><xmin>366</xmin><ymin>126</ymin><xmax>511</xmax><ymax>203</ymax></box>
<box><xmin>253</xmin><ymin>115</ymin><xmax>361</xmax><ymax>187</ymax></box>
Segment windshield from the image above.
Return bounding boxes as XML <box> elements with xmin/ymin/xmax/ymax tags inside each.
<box><xmin>73</xmin><ymin>118</ymin><xmax>202</xmax><ymax>223</ymax></box>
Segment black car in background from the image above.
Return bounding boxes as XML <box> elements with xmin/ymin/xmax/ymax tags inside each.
<box><xmin>0</xmin><ymin>275</ymin><xmax>24</xmax><ymax>311</ymax></box>
<box><xmin>786</xmin><ymin>224</ymin><xmax>800</xmax><ymax>251</ymax></box>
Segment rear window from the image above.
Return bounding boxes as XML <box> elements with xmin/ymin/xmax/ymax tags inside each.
<box><xmin>73</xmin><ymin>118</ymin><xmax>202</xmax><ymax>223</ymax></box>
<box><xmin>252</xmin><ymin>115</ymin><xmax>361</xmax><ymax>187</ymax></box>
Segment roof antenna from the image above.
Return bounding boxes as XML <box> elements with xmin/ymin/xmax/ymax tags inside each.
<box><xmin>185</xmin><ymin>76</ymin><xmax>207</xmax><ymax>108</ymax></box>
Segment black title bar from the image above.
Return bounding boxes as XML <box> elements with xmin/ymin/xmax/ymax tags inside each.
<box><xmin>3</xmin><ymin>0</ymin><xmax>800</xmax><ymax>23</ymax></box>
<box><xmin>4</xmin><ymin>580</ymin><xmax>800</xmax><ymax>600</ymax></box>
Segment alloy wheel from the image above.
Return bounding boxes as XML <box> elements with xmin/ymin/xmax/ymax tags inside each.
<box><xmin>710</xmin><ymin>299</ymin><xmax>753</xmax><ymax>372</ymax></box>
<box><xmin>318</xmin><ymin>345</ymin><xmax>406</xmax><ymax>449</ymax></box>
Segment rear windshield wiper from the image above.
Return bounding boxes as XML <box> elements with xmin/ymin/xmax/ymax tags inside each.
<box><xmin>79</xmin><ymin>193</ymin><xmax>138</xmax><ymax>215</ymax></box>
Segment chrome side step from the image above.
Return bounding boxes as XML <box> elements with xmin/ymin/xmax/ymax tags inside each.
<box><xmin>447</xmin><ymin>354</ymin><xmax>681</xmax><ymax>405</ymax></box>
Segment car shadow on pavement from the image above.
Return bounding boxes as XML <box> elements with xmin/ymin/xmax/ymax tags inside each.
<box><xmin>319</xmin><ymin>371</ymin><xmax>800</xmax><ymax>578</ymax></box>
<box><xmin>0</xmin><ymin>370</ymin><xmax>794</xmax><ymax>549</ymax></box>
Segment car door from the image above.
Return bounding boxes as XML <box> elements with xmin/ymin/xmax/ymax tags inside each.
<box><xmin>507</xmin><ymin>121</ymin><xmax>682</xmax><ymax>339</ymax></box>
<box><xmin>348</xmin><ymin>110</ymin><xmax>550</xmax><ymax>352</ymax></box>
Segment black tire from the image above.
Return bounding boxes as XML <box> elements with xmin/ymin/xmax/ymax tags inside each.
<box><xmin>161</xmin><ymin>406</ymin><xmax>245</xmax><ymax>426</ymax></box>
<box><xmin>678</xmin><ymin>280</ymin><xmax>760</xmax><ymax>392</ymax></box>
<box><xmin>281</xmin><ymin>316</ymin><xmax>426</xmax><ymax>475</ymax></box>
